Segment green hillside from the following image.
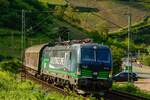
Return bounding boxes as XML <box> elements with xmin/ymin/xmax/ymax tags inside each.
<box><xmin>114</xmin><ymin>0</ymin><xmax>150</xmax><ymax>9</ymax></box>
<box><xmin>0</xmin><ymin>0</ymin><xmax>87</xmax><ymax>58</ymax></box>
<box><xmin>0</xmin><ymin>1</ymin><xmax>150</xmax><ymax>99</ymax></box>
<box><xmin>43</xmin><ymin>0</ymin><xmax>150</xmax><ymax>32</ymax></box>
<box><xmin>110</xmin><ymin>17</ymin><xmax>150</xmax><ymax>45</ymax></box>
<box><xmin>0</xmin><ymin>0</ymin><xmax>149</xmax><ymax>73</ymax></box>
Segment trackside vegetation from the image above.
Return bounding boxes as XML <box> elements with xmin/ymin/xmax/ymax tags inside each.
<box><xmin>0</xmin><ymin>71</ymin><xmax>71</xmax><ymax>100</ymax></box>
<box><xmin>139</xmin><ymin>54</ymin><xmax>150</xmax><ymax>66</ymax></box>
<box><xmin>112</xmin><ymin>83</ymin><xmax>150</xmax><ymax>99</ymax></box>
<box><xmin>0</xmin><ymin>60</ymin><xmax>150</xmax><ymax>99</ymax></box>
<box><xmin>0</xmin><ymin>60</ymin><xmax>97</xmax><ymax>100</ymax></box>
<box><xmin>0</xmin><ymin>60</ymin><xmax>90</xmax><ymax>100</ymax></box>
<box><xmin>143</xmin><ymin>55</ymin><xmax>150</xmax><ymax>66</ymax></box>
<box><xmin>0</xmin><ymin>59</ymin><xmax>21</xmax><ymax>74</ymax></box>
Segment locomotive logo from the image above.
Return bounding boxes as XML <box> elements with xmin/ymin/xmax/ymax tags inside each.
<box><xmin>50</xmin><ymin>57</ymin><xmax>65</xmax><ymax>66</ymax></box>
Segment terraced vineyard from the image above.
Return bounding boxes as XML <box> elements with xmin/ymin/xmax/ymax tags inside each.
<box><xmin>40</xmin><ymin>0</ymin><xmax>150</xmax><ymax>32</ymax></box>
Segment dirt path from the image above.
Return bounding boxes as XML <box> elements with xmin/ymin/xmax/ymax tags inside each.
<box><xmin>134</xmin><ymin>79</ymin><xmax>150</xmax><ymax>92</ymax></box>
<box><xmin>133</xmin><ymin>64</ymin><xmax>150</xmax><ymax>78</ymax></box>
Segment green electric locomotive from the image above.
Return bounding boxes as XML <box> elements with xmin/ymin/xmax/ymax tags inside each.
<box><xmin>24</xmin><ymin>40</ymin><xmax>113</xmax><ymax>94</ymax></box>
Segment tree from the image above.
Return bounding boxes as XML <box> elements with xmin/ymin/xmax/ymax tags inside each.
<box><xmin>64</xmin><ymin>6</ymin><xmax>79</xmax><ymax>23</ymax></box>
<box><xmin>0</xmin><ymin>0</ymin><xmax>9</xmax><ymax>10</ymax></box>
<box><xmin>123</xmin><ymin>38</ymin><xmax>137</xmax><ymax>52</ymax></box>
<box><xmin>111</xmin><ymin>46</ymin><xmax>125</xmax><ymax>74</ymax></box>
<box><xmin>54</xmin><ymin>6</ymin><xmax>66</xmax><ymax>19</ymax></box>
<box><xmin>95</xmin><ymin>21</ymin><xmax>109</xmax><ymax>42</ymax></box>
<box><xmin>147</xmin><ymin>46</ymin><xmax>150</xmax><ymax>54</ymax></box>
<box><xmin>143</xmin><ymin>55</ymin><xmax>150</xmax><ymax>66</ymax></box>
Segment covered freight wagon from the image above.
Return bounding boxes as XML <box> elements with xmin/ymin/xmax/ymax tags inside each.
<box><xmin>24</xmin><ymin>44</ymin><xmax>47</xmax><ymax>71</ymax></box>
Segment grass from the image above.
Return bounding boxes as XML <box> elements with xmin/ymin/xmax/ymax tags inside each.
<box><xmin>0</xmin><ymin>71</ymin><xmax>65</xmax><ymax>100</ymax></box>
<box><xmin>113</xmin><ymin>0</ymin><xmax>150</xmax><ymax>10</ymax></box>
<box><xmin>112</xmin><ymin>83</ymin><xmax>150</xmax><ymax>99</ymax></box>
<box><xmin>0</xmin><ymin>60</ymin><xmax>150</xmax><ymax>99</ymax></box>
<box><xmin>0</xmin><ymin>60</ymin><xmax>87</xmax><ymax>100</ymax></box>
<box><xmin>39</xmin><ymin>0</ymin><xmax>67</xmax><ymax>5</ymax></box>
<box><xmin>0</xmin><ymin>59</ymin><xmax>98</xmax><ymax>100</ymax></box>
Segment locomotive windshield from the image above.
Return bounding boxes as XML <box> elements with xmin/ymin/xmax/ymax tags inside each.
<box><xmin>81</xmin><ymin>48</ymin><xmax>110</xmax><ymax>62</ymax></box>
<box><xmin>81</xmin><ymin>49</ymin><xmax>95</xmax><ymax>61</ymax></box>
<box><xmin>96</xmin><ymin>49</ymin><xmax>110</xmax><ymax>62</ymax></box>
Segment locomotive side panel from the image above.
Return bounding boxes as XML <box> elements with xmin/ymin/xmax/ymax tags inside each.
<box><xmin>40</xmin><ymin>46</ymin><xmax>79</xmax><ymax>81</ymax></box>
<box><xmin>41</xmin><ymin>47</ymin><xmax>72</xmax><ymax>71</ymax></box>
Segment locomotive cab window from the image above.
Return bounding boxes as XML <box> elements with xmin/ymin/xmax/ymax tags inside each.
<box><xmin>81</xmin><ymin>48</ymin><xmax>95</xmax><ymax>61</ymax></box>
<box><xmin>96</xmin><ymin>49</ymin><xmax>110</xmax><ymax>62</ymax></box>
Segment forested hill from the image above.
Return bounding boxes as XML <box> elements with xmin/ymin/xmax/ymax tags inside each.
<box><xmin>0</xmin><ymin>0</ymin><xmax>87</xmax><ymax>57</ymax></box>
<box><xmin>0</xmin><ymin>0</ymin><xmax>86</xmax><ymax>38</ymax></box>
<box><xmin>0</xmin><ymin>0</ymin><xmax>149</xmax><ymax>74</ymax></box>
<box><xmin>0</xmin><ymin>0</ymin><xmax>150</xmax><ymax>53</ymax></box>
<box><xmin>0</xmin><ymin>0</ymin><xmax>48</xmax><ymax>31</ymax></box>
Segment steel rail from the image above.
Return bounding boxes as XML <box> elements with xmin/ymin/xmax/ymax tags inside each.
<box><xmin>107</xmin><ymin>90</ymin><xmax>149</xmax><ymax>100</ymax></box>
<box><xmin>21</xmin><ymin>68</ymin><xmax>149</xmax><ymax>100</ymax></box>
<box><xmin>21</xmin><ymin>70</ymin><xmax>69</xmax><ymax>96</ymax></box>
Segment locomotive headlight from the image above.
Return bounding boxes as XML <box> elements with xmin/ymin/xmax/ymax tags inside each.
<box><xmin>77</xmin><ymin>71</ymin><xmax>81</xmax><ymax>75</ymax></box>
<box><xmin>93</xmin><ymin>72</ymin><xmax>98</xmax><ymax>75</ymax></box>
<box><xmin>77</xmin><ymin>67</ymin><xmax>81</xmax><ymax>75</ymax></box>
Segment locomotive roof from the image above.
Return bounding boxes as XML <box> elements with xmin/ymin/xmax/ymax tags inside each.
<box><xmin>47</xmin><ymin>43</ymin><xmax>109</xmax><ymax>49</ymax></box>
<box><xmin>80</xmin><ymin>43</ymin><xmax>109</xmax><ymax>49</ymax></box>
<box><xmin>25</xmin><ymin>44</ymin><xmax>47</xmax><ymax>53</ymax></box>
<box><xmin>44</xmin><ymin>45</ymin><xmax>71</xmax><ymax>51</ymax></box>
<box><xmin>25</xmin><ymin>43</ymin><xmax>109</xmax><ymax>53</ymax></box>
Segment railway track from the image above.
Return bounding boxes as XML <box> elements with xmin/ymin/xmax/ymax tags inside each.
<box><xmin>106</xmin><ymin>90</ymin><xmax>149</xmax><ymax>100</ymax></box>
<box><xmin>21</xmin><ymin>70</ymin><xmax>149</xmax><ymax>100</ymax></box>
<box><xmin>21</xmin><ymin>70</ymin><xmax>69</xmax><ymax>96</ymax></box>
<box><xmin>21</xmin><ymin>70</ymin><xmax>104</xmax><ymax>99</ymax></box>
<box><xmin>21</xmin><ymin>71</ymin><xmax>91</xmax><ymax>99</ymax></box>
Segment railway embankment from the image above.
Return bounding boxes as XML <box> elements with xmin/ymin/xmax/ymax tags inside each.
<box><xmin>0</xmin><ymin>70</ymin><xmax>87</xmax><ymax>100</ymax></box>
<box><xmin>0</xmin><ymin>60</ymin><xmax>88</xmax><ymax>100</ymax></box>
<box><xmin>112</xmin><ymin>82</ymin><xmax>150</xmax><ymax>99</ymax></box>
<box><xmin>0</xmin><ymin>60</ymin><xmax>150</xmax><ymax>100</ymax></box>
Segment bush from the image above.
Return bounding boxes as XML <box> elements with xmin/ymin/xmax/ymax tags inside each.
<box><xmin>0</xmin><ymin>71</ymin><xmax>86</xmax><ymax>100</ymax></box>
<box><xmin>0</xmin><ymin>59</ymin><xmax>21</xmax><ymax>74</ymax></box>
<box><xmin>0</xmin><ymin>71</ymin><xmax>44</xmax><ymax>100</ymax></box>
<box><xmin>143</xmin><ymin>55</ymin><xmax>150</xmax><ymax>66</ymax></box>
<box><xmin>111</xmin><ymin>46</ymin><xmax>125</xmax><ymax>74</ymax></box>
<box><xmin>113</xmin><ymin>83</ymin><xmax>139</xmax><ymax>92</ymax></box>
<box><xmin>113</xmin><ymin>83</ymin><xmax>150</xmax><ymax>99</ymax></box>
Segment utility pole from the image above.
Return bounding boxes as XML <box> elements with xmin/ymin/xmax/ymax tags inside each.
<box><xmin>11</xmin><ymin>32</ymin><xmax>14</xmax><ymax>56</ymax></box>
<box><xmin>127</xmin><ymin>8</ymin><xmax>132</xmax><ymax>83</ymax></box>
<box><xmin>21</xmin><ymin>9</ymin><xmax>26</xmax><ymax>81</ymax></box>
<box><xmin>86</xmin><ymin>1</ymin><xmax>89</xmax><ymax>29</ymax></box>
<box><xmin>67</xmin><ymin>31</ymin><xmax>69</xmax><ymax>41</ymax></box>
